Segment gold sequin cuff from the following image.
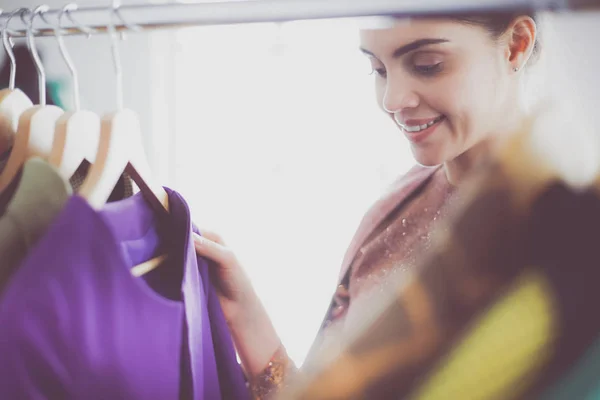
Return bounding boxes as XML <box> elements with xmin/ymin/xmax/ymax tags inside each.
<box><xmin>249</xmin><ymin>345</ymin><xmax>296</xmax><ymax>400</ymax></box>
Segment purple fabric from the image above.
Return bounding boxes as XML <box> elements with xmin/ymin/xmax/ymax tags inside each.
<box><xmin>0</xmin><ymin>189</ymin><xmax>249</xmax><ymax>400</ymax></box>
<box><xmin>192</xmin><ymin>225</ymin><xmax>250</xmax><ymax>400</ymax></box>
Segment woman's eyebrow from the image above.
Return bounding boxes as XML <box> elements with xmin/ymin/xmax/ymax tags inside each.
<box><xmin>360</xmin><ymin>38</ymin><xmax>449</xmax><ymax>59</ymax></box>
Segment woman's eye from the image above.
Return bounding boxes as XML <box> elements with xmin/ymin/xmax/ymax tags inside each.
<box><xmin>414</xmin><ymin>62</ymin><xmax>443</xmax><ymax>76</ymax></box>
<box><xmin>370</xmin><ymin>67</ymin><xmax>387</xmax><ymax>78</ymax></box>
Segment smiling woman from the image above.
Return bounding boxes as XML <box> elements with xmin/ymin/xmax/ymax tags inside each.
<box><xmin>189</xmin><ymin>12</ymin><xmax>542</xmax><ymax>399</ymax></box>
<box><xmin>362</xmin><ymin>13</ymin><xmax>538</xmax><ymax>173</ymax></box>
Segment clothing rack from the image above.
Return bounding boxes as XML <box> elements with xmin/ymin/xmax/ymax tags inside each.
<box><xmin>1</xmin><ymin>0</ymin><xmax>599</xmax><ymax>38</ymax></box>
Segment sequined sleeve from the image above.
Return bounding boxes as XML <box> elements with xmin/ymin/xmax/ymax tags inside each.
<box><xmin>249</xmin><ymin>344</ymin><xmax>297</xmax><ymax>400</ymax></box>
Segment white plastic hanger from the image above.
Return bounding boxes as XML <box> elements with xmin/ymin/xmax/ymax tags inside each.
<box><xmin>78</xmin><ymin>2</ymin><xmax>169</xmax><ymax>276</ymax></box>
<box><xmin>0</xmin><ymin>6</ymin><xmax>64</xmax><ymax>192</ymax></box>
<box><xmin>0</xmin><ymin>8</ymin><xmax>34</xmax><ymax>155</ymax></box>
<box><xmin>46</xmin><ymin>4</ymin><xmax>101</xmax><ymax>179</ymax></box>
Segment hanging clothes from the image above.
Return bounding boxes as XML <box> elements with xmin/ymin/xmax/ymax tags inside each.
<box><xmin>0</xmin><ymin>44</ymin><xmax>133</xmax><ymax>203</ymax></box>
<box><xmin>0</xmin><ymin>158</ymin><xmax>132</xmax><ymax>296</ymax></box>
<box><xmin>69</xmin><ymin>160</ymin><xmax>134</xmax><ymax>202</ymax></box>
<box><xmin>0</xmin><ymin>186</ymin><xmax>249</xmax><ymax>399</ymax></box>
<box><xmin>0</xmin><ymin>141</ymin><xmax>133</xmax><ymax>204</ymax></box>
<box><xmin>0</xmin><ymin>154</ymin><xmax>133</xmax><ymax>204</ymax></box>
<box><xmin>0</xmin><ymin>157</ymin><xmax>71</xmax><ymax>294</ymax></box>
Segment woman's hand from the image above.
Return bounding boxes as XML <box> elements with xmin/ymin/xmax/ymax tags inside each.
<box><xmin>193</xmin><ymin>231</ymin><xmax>254</xmax><ymax>324</ymax></box>
<box><xmin>193</xmin><ymin>230</ymin><xmax>282</xmax><ymax>377</ymax></box>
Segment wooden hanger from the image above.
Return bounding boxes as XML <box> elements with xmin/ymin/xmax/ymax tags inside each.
<box><xmin>0</xmin><ymin>7</ymin><xmax>64</xmax><ymax>193</ymax></box>
<box><xmin>0</xmin><ymin>91</ymin><xmax>34</xmax><ymax>155</ymax></box>
<box><xmin>78</xmin><ymin>109</ymin><xmax>169</xmax><ymax>214</ymax></box>
<box><xmin>78</xmin><ymin>110</ymin><xmax>169</xmax><ymax>277</ymax></box>
<box><xmin>49</xmin><ymin>110</ymin><xmax>100</xmax><ymax>178</ymax></box>
<box><xmin>0</xmin><ymin>9</ymin><xmax>34</xmax><ymax>155</ymax></box>
<box><xmin>79</xmin><ymin>7</ymin><xmax>169</xmax><ymax>276</ymax></box>
<box><xmin>46</xmin><ymin>5</ymin><xmax>101</xmax><ymax>179</ymax></box>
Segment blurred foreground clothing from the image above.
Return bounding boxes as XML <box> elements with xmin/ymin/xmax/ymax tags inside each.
<box><xmin>282</xmin><ymin>129</ymin><xmax>600</xmax><ymax>399</ymax></box>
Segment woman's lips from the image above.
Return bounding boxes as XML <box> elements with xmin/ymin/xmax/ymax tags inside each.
<box><xmin>398</xmin><ymin>116</ymin><xmax>445</xmax><ymax>143</ymax></box>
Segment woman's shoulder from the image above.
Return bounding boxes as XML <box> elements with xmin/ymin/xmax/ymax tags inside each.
<box><xmin>336</xmin><ymin>164</ymin><xmax>440</xmax><ymax>281</ymax></box>
<box><xmin>309</xmin><ymin>164</ymin><xmax>442</xmax><ymax>345</ymax></box>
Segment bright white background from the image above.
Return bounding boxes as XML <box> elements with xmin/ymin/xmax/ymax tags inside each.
<box><xmin>165</xmin><ymin>19</ymin><xmax>414</xmax><ymax>364</ymax></box>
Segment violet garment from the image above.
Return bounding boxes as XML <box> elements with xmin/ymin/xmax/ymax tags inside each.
<box><xmin>0</xmin><ymin>189</ymin><xmax>249</xmax><ymax>400</ymax></box>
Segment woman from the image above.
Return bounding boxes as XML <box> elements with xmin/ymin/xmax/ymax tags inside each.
<box><xmin>194</xmin><ymin>11</ymin><xmax>540</xmax><ymax>398</ymax></box>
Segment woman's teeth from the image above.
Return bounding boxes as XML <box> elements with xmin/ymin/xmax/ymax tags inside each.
<box><xmin>401</xmin><ymin>116</ymin><xmax>444</xmax><ymax>133</ymax></box>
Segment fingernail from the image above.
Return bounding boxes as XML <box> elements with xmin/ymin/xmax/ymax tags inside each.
<box><xmin>193</xmin><ymin>233</ymin><xmax>204</xmax><ymax>245</ymax></box>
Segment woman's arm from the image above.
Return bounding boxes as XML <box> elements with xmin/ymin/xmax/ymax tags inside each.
<box><xmin>226</xmin><ymin>281</ymin><xmax>296</xmax><ymax>399</ymax></box>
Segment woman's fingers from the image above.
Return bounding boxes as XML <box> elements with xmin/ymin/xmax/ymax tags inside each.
<box><xmin>193</xmin><ymin>232</ymin><xmax>236</xmax><ymax>266</ymax></box>
<box><xmin>198</xmin><ymin>229</ymin><xmax>226</xmax><ymax>245</ymax></box>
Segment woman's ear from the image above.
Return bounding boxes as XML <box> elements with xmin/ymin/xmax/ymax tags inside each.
<box><xmin>506</xmin><ymin>16</ymin><xmax>537</xmax><ymax>71</ymax></box>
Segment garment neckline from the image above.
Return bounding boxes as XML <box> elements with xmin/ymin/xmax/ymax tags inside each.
<box><xmin>76</xmin><ymin>191</ymin><xmax>191</xmax><ymax>309</ymax></box>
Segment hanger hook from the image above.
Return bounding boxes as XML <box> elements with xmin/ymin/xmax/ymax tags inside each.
<box><xmin>40</xmin><ymin>3</ymin><xmax>81</xmax><ymax>110</ymax></box>
<box><xmin>22</xmin><ymin>6</ymin><xmax>49</xmax><ymax>105</ymax></box>
<box><xmin>2</xmin><ymin>8</ymin><xmax>28</xmax><ymax>91</ymax></box>
<box><xmin>106</xmin><ymin>0</ymin><xmax>141</xmax><ymax>110</ymax></box>
<box><xmin>108</xmin><ymin>0</ymin><xmax>123</xmax><ymax>110</ymax></box>
<box><xmin>64</xmin><ymin>5</ymin><xmax>97</xmax><ymax>38</ymax></box>
<box><xmin>114</xmin><ymin>6</ymin><xmax>142</xmax><ymax>36</ymax></box>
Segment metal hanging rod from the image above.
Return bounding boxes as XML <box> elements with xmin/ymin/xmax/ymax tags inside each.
<box><xmin>0</xmin><ymin>0</ymin><xmax>598</xmax><ymax>38</ymax></box>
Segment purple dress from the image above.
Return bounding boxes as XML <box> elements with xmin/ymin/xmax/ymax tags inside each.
<box><xmin>0</xmin><ymin>189</ymin><xmax>249</xmax><ymax>400</ymax></box>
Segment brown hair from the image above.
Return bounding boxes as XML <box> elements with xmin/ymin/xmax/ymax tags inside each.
<box><xmin>450</xmin><ymin>12</ymin><xmax>541</xmax><ymax>63</ymax></box>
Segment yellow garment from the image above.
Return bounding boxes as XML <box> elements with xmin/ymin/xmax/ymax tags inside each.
<box><xmin>411</xmin><ymin>270</ymin><xmax>556</xmax><ymax>400</ymax></box>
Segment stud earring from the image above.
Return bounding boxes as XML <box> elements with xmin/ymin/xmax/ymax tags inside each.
<box><xmin>513</xmin><ymin>67</ymin><xmax>520</xmax><ymax>72</ymax></box>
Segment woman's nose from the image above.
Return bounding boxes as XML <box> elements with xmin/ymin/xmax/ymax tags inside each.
<box><xmin>382</xmin><ymin>79</ymin><xmax>420</xmax><ymax>114</ymax></box>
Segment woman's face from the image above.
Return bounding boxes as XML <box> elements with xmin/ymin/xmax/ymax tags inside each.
<box><xmin>360</xmin><ymin>19</ymin><xmax>517</xmax><ymax>166</ymax></box>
